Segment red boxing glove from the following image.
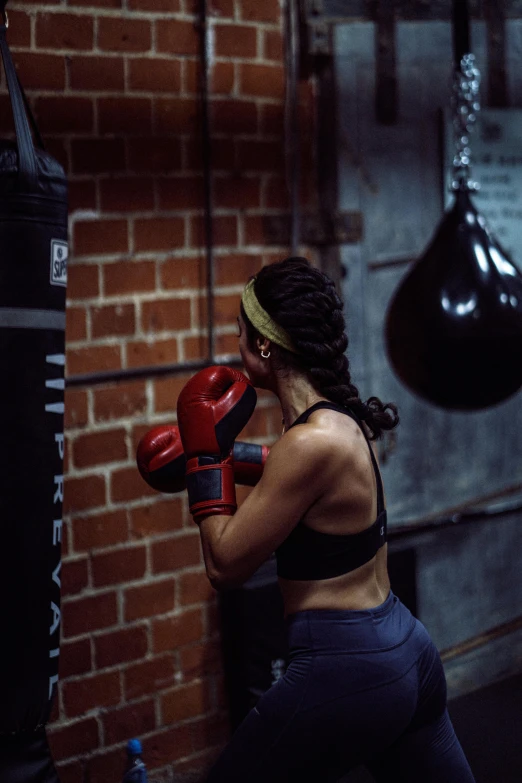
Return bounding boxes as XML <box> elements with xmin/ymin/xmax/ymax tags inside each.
<box><xmin>136</xmin><ymin>425</ymin><xmax>186</xmax><ymax>493</ymax></box>
<box><xmin>177</xmin><ymin>366</ymin><xmax>257</xmax><ymax>522</ymax></box>
<box><xmin>137</xmin><ymin>424</ymin><xmax>269</xmax><ymax>494</ymax></box>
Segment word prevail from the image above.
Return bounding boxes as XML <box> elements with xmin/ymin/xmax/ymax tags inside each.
<box><xmin>46</xmin><ymin>353</ymin><xmax>65</xmax><ymax>701</ymax></box>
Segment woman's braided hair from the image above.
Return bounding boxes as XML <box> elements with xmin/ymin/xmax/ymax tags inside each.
<box><xmin>241</xmin><ymin>257</ymin><xmax>399</xmax><ymax>440</ymax></box>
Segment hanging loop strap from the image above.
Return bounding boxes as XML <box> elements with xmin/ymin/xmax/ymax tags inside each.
<box><xmin>0</xmin><ymin>14</ymin><xmax>39</xmax><ymax>188</ymax></box>
<box><xmin>1</xmin><ymin>0</ymin><xmax>8</xmax><ymax>28</ymax></box>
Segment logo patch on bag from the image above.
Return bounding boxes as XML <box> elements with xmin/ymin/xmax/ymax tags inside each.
<box><xmin>50</xmin><ymin>240</ymin><xmax>68</xmax><ymax>287</ymax></box>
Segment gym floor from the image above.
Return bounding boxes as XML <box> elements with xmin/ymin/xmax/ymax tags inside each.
<box><xmin>340</xmin><ymin>672</ymin><xmax>522</xmax><ymax>783</ymax></box>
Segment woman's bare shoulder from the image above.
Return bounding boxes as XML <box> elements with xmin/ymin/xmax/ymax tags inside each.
<box><xmin>274</xmin><ymin>408</ymin><xmax>363</xmax><ymax>466</ymax></box>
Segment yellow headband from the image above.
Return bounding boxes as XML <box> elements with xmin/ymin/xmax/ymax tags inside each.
<box><xmin>241</xmin><ymin>278</ymin><xmax>299</xmax><ymax>354</ymax></box>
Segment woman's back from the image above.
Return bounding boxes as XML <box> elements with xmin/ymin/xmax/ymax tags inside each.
<box><xmin>276</xmin><ymin>404</ymin><xmax>391</xmax><ymax>615</ymax></box>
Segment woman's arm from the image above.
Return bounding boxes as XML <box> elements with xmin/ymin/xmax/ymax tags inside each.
<box><xmin>197</xmin><ymin>427</ymin><xmax>332</xmax><ymax>588</ymax></box>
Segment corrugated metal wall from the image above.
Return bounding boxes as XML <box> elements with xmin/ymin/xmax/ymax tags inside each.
<box><xmin>334</xmin><ymin>19</ymin><xmax>522</xmax><ymax>696</ymax></box>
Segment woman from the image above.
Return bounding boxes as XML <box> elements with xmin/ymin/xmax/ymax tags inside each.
<box><xmin>183</xmin><ymin>257</ymin><xmax>475</xmax><ymax>782</ymax></box>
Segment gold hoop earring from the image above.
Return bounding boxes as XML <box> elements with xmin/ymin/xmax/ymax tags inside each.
<box><xmin>261</xmin><ymin>349</ymin><xmax>271</xmax><ymax>359</ymax></box>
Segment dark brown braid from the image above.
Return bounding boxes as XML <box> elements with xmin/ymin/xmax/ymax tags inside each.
<box><xmin>241</xmin><ymin>257</ymin><xmax>399</xmax><ymax>440</ymax></box>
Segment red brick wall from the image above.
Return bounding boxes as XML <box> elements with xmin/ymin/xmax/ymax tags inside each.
<box><xmin>1</xmin><ymin>1</ymin><xmax>316</xmax><ymax>780</ymax></box>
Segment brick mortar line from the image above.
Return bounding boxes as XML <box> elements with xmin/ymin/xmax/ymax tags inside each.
<box><xmin>65</xmin><ymin>438</ymin><xmax>279</xmax><ymax>464</ymax></box>
<box><xmin>11</xmin><ymin>96</ymin><xmax>286</xmax><ymax>111</ymax></box>
<box><xmin>75</xmin><ymin>395</ymin><xmax>279</xmax><ymax>414</ymax></box>
<box><xmin>49</xmin><ymin>730</ymin><xmax>226</xmax><ymax>769</ymax></box>
<box><xmin>59</xmin><ymin>602</ymin><xmax>204</xmax><ymax>628</ymax></box>
<box><xmin>63</xmin><ymin>399</ymin><xmax>278</xmax><ymax>434</ymax></box>
<box><xmin>210</xmin><ymin>18</ymin><xmax>282</xmax><ymax>29</ymax></box>
<box><xmin>70</xmin><ymin>242</ymin><xmax>290</xmax><ymax>261</ymax></box>
<box><xmin>4</xmin><ymin>48</ymin><xmax>199</xmax><ymax>60</ymax></box>
<box><xmin>55</xmin><ymin>698</ymin><xmax>215</xmax><ymax>735</ymax></box>
<box><xmin>66</xmin><ymin>492</ymin><xmax>192</xmax><ymax>516</ymax></box>
<box><xmin>65</xmin><ymin>251</ymin><xmax>269</xmax><ymax>265</ymax></box>
<box><xmin>58</xmin><ymin>658</ymin><xmax>207</xmax><ymax>691</ymax></box>
<box><xmin>69</xmin><ymin>290</ymin><xmax>204</xmax><ymax>304</ymax></box>
<box><xmin>61</xmin><ymin>572</ymin><xmax>202</xmax><ymax>608</ymax></box>
<box><xmin>60</xmin><ymin>611</ymin><xmax>212</xmax><ymax>647</ymax></box>
<box><xmin>65</xmin><ymin>343</ymin><xmax>236</xmax><ymax>362</ymax></box>
<box><xmin>67</xmin><ymin>207</ymin><xmax>279</xmax><ymax>217</ymax></box>
<box><xmin>67</xmin><ymin>460</ymin><xmax>210</xmax><ymax>480</ymax></box>
<box><xmin>58</xmin><ymin>664</ymin><xmax>206</xmax><ymax>691</ymax></box>
<box><xmin>64</xmin><ymin>304</ymin><xmax>214</xmax><ymax>319</ymax></box>
<box><xmin>83</xmin><ymin>494</ymin><xmax>190</xmax><ymax>513</ymax></box>
<box><xmin>69</xmin><ymin>211</ymin><xmax>265</xmax><ymax>225</ymax></box>
<box><xmin>64</xmin><ymin>548</ymin><xmax>204</xmax><ymax>568</ymax></box>
<box><xmin>65</xmin><ymin>325</ymin><xmax>240</xmax><ymax>348</ymax></box>
<box><xmin>8</xmin><ymin>6</ymin><xmax>203</xmax><ymax>20</ymax></box>
<box><xmin>74</xmin><ymin>176</ymin><xmax>287</xmax><ymax>188</ymax></box>
<box><xmin>65</xmin><ymin>533</ymin><xmax>201</xmax><ymax>557</ymax></box>
<box><xmin>50</xmin><ymin>708</ymin><xmax>224</xmax><ymax>745</ymax></box>
<box><xmin>4</xmin><ymin>47</ymin><xmax>284</xmax><ymax>65</ymax></box>
<box><xmin>72</xmin><ymin>207</ymin><xmax>284</xmax><ymax>220</ymax></box>
<box><xmin>69</xmin><ymin>284</ymin><xmax>253</xmax><ymax>298</ymax></box>
<box><xmin>65</xmin><ymin>540</ymin><xmax>157</xmax><ymax>557</ymax></box>
<box><xmin>57</xmin><ymin>639</ymin><xmax>209</xmax><ymax>671</ymax></box>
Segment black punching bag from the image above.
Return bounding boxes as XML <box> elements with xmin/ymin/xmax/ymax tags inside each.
<box><xmin>385</xmin><ymin>33</ymin><xmax>522</xmax><ymax>411</ymax></box>
<box><xmin>385</xmin><ymin>189</ymin><xmax>522</xmax><ymax>410</ymax></box>
<box><xmin>0</xmin><ymin>7</ymin><xmax>67</xmax><ymax>782</ymax></box>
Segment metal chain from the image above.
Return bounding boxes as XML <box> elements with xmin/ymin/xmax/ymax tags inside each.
<box><xmin>450</xmin><ymin>53</ymin><xmax>481</xmax><ymax>192</ymax></box>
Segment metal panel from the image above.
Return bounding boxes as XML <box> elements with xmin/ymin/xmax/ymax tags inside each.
<box><xmin>307</xmin><ymin>0</ymin><xmax>522</xmax><ymax>22</ymax></box>
<box><xmin>412</xmin><ymin>510</ymin><xmax>522</xmax><ymax>650</ymax></box>
<box><xmin>444</xmin><ymin>624</ymin><xmax>522</xmax><ymax>699</ymax></box>
<box><xmin>336</xmin><ymin>20</ymin><xmax>522</xmax><ymax>526</ymax></box>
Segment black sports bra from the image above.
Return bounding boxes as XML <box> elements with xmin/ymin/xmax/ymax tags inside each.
<box><xmin>276</xmin><ymin>401</ymin><xmax>387</xmax><ymax>580</ymax></box>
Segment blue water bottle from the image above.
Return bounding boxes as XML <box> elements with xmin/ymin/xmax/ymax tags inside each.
<box><xmin>122</xmin><ymin>739</ymin><xmax>148</xmax><ymax>782</ymax></box>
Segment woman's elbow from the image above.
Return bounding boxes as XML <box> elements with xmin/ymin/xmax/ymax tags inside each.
<box><xmin>207</xmin><ymin>568</ymin><xmax>227</xmax><ymax>590</ymax></box>
<box><xmin>205</xmin><ymin>561</ymin><xmax>247</xmax><ymax>590</ymax></box>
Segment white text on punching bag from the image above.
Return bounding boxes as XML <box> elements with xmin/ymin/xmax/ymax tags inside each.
<box><xmin>54</xmin><ymin>475</ymin><xmax>64</xmax><ymax>504</ymax></box>
<box><xmin>46</xmin><ymin>354</ymin><xmax>65</xmax><ymax>701</ymax></box>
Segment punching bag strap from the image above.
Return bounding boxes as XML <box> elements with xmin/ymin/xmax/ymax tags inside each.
<box><xmin>0</xmin><ymin>11</ymin><xmax>38</xmax><ymax>188</ymax></box>
<box><xmin>17</xmin><ymin>71</ymin><xmax>46</xmax><ymax>151</ymax></box>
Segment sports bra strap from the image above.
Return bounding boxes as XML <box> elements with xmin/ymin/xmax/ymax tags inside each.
<box><xmin>288</xmin><ymin>401</ymin><xmax>385</xmax><ymax>516</ymax></box>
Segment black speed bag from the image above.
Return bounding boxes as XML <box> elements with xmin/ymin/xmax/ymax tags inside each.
<box><xmin>385</xmin><ymin>189</ymin><xmax>522</xmax><ymax>410</ymax></box>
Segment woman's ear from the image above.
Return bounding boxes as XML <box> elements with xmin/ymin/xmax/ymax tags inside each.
<box><xmin>256</xmin><ymin>336</ymin><xmax>271</xmax><ymax>356</ymax></box>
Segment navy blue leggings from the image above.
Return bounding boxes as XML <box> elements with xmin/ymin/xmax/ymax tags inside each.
<box><xmin>207</xmin><ymin>592</ymin><xmax>475</xmax><ymax>782</ymax></box>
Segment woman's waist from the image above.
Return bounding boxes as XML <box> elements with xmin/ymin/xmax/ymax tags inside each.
<box><xmin>279</xmin><ymin>550</ymin><xmax>390</xmax><ymax>617</ymax></box>
<box><xmin>285</xmin><ymin>591</ymin><xmax>421</xmax><ymax>655</ymax></box>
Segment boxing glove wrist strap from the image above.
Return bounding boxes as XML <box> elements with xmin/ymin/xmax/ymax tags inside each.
<box><xmin>185</xmin><ymin>456</ymin><xmax>237</xmax><ymax>523</ymax></box>
<box><xmin>233</xmin><ymin>442</ymin><xmax>268</xmax><ymax>487</ymax></box>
